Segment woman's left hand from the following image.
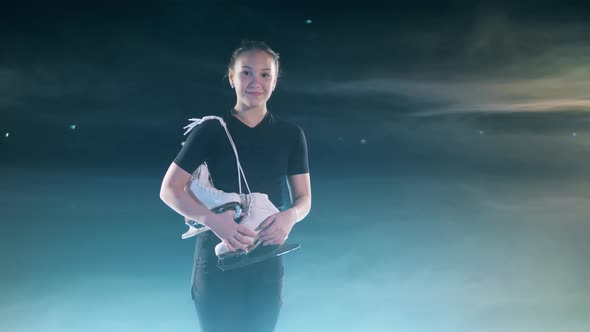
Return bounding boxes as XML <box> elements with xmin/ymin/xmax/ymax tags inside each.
<box><xmin>256</xmin><ymin>209</ymin><xmax>297</xmax><ymax>246</ymax></box>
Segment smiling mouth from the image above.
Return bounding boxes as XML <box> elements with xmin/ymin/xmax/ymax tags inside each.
<box><xmin>246</xmin><ymin>92</ymin><xmax>263</xmax><ymax>95</ymax></box>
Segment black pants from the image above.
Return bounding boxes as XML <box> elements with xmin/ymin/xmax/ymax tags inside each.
<box><xmin>191</xmin><ymin>234</ymin><xmax>284</xmax><ymax>332</ymax></box>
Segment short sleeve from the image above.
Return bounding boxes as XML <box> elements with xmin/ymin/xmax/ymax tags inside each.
<box><xmin>173</xmin><ymin>121</ymin><xmax>212</xmax><ymax>174</ymax></box>
<box><xmin>287</xmin><ymin>126</ymin><xmax>310</xmax><ymax>175</ymax></box>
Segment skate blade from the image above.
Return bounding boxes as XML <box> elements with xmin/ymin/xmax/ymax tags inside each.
<box><xmin>216</xmin><ymin>243</ymin><xmax>301</xmax><ymax>272</ymax></box>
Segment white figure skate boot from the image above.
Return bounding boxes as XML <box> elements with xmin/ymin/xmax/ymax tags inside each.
<box><xmin>181</xmin><ymin>164</ymin><xmax>241</xmax><ymax>239</ymax></box>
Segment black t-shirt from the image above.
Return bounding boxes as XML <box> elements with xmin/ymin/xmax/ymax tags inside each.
<box><xmin>173</xmin><ymin>109</ymin><xmax>309</xmax><ymax>210</ymax></box>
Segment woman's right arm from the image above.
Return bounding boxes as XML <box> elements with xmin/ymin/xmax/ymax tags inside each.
<box><xmin>159</xmin><ymin>162</ymin><xmax>256</xmax><ymax>252</ymax></box>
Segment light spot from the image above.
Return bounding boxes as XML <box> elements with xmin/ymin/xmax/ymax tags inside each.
<box><xmin>306</xmin><ymin>19</ymin><xmax>312</xmax><ymax>24</ymax></box>
<box><xmin>181</xmin><ymin>142</ymin><xmax>185</xmax><ymax>146</ymax></box>
<box><xmin>360</xmin><ymin>138</ymin><xmax>367</xmax><ymax>144</ymax></box>
<box><xmin>479</xmin><ymin>130</ymin><xmax>485</xmax><ymax>135</ymax></box>
<box><xmin>4</xmin><ymin>132</ymin><xmax>9</xmax><ymax>138</ymax></box>
<box><xmin>69</xmin><ymin>124</ymin><xmax>77</xmax><ymax>130</ymax></box>
<box><xmin>572</xmin><ymin>132</ymin><xmax>577</xmax><ymax>137</ymax></box>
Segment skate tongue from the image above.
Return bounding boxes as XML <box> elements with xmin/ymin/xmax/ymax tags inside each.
<box><xmin>216</xmin><ymin>243</ymin><xmax>301</xmax><ymax>272</ymax></box>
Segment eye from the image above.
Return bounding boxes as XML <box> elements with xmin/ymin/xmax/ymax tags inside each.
<box><xmin>241</xmin><ymin>70</ymin><xmax>251</xmax><ymax>76</ymax></box>
<box><xmin>262</xmin><ymin>73</ymin><xmax>271</xmax><ymax>78</ymax></box>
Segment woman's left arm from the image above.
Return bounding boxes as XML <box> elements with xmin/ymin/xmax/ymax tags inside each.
<box><xmin>286</xmin><ymin>173</ymin><xmax>312</xmax><ymax>223</ymax></box>
<box><xmin>257</xmin><ymin>173</ymin><xmax>312</xmax><ymax>245</ymax></box>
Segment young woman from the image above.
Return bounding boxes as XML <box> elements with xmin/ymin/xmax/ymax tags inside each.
<box><xmin>160</xmin><ymin>40</ymin><xmax>312</xmax><ymax>332</ymax></box>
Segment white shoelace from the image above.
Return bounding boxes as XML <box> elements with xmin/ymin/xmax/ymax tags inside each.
<box><xmin>183</xmin><ymin>116</ymin><xmax>252</xmax><ymax>196</ymax></box>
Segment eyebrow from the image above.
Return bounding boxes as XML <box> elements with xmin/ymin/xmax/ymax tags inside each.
<box><xmin>240</xmin><ymin>65</ymin><xmax>272</xmax><ymax>71</ymax></box>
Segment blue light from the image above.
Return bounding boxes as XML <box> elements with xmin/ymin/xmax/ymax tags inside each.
<box><xmin>306</xmin><ymin>19</ymin><xmax>312</xmax><ymax>24</ymax></box>
<box><xmin>69</xmin><ymin>124</ymin><xmax>77</xmax><ymax>130</ymax></box>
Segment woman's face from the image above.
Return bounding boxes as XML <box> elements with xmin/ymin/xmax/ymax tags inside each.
<box><xmin>229</xmin><ymin>50</ymin><xmax>278</xmax><ymax>109</ymax></box>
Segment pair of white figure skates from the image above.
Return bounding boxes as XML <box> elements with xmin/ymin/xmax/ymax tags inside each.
<box><xmin>180</xmin><ymin>116</ymin><xmax>299</xmax><ymax>271</ymax></box>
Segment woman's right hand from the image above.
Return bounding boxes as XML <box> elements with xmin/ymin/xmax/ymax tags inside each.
<box><xmin>203</xmin><ymin>210</ymin><xmax>257</xmax><ymax>252</ymax></box>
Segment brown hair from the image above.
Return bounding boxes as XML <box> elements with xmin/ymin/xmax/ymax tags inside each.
<box><xmin>227</xmin><ymin>40</ymin><xmax>281</xmax><ymax>78</ymax></box>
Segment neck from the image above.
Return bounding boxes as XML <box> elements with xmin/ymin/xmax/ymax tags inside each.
<box><xmin>232</xmin><ymin>104</ymin><xmax>268</xmax><ymax>128</ymax></box>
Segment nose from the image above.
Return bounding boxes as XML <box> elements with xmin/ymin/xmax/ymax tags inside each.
<box><xmin>248</xmin><ymin>73</ymin><xmax>262</xmax><ymax>87</ymax></box>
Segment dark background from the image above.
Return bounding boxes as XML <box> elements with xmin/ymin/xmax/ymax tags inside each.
<box><xmin>2</xmin><ymin>1</ymin><xmax>589</xmax><ymax>175</ymax></box>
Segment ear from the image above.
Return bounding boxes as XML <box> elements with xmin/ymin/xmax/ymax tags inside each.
<box><xmin>228</xmin><ymin>69</ymin><xmax>235</xmax><ymax>88</ymax></box>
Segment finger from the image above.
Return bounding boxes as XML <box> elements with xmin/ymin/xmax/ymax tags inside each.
<box><xmin>262</xmin><ymin>232</ymin><xmax>283</xmax><ymax>245</ymax></box>
<box><xmin>255</xmin><ymin>215</ymin><xmax>276</xmax><ymax>232</ymax></box>
<box><xmin>263</xmin><ymin>238</ymin><xmax>279</xmax><ymax>246</ymax></box>
<box><xmin>264</xmin><ymin>240</ymin><xmax>281</xmax><ymax>246</ymax></box>
<box><xmin>271</xmin><ymin>236</ymin><xmax>288</xmax><ymax>245</ymax></box>
<box><xmin>266</xmin><ymin>236</ymin><xmax>279</xmax><ymax>244</ymax></box>
<box><xmin>229</xmin><ymin>237</ymin><xmax>249</xmax><ymax>252</ymax></box>
<box><xmin>259</xmin><ymin>228</ymin><xmax>280</xmax><ymax>242</ymax></box>
<box><xmin>224</xmin><ymin>239</ymin><xmax>236</xmax><ymax>252</ymax></box>
<box><xmin>234</xmin><ymin>232</ymin><xmax>254</xmax><ymax>246</ymax></box>
<box><xmin>258</xmin><ymin>222</ymin><xmax>277</xmax><ymax>238</ymax></box>
<box><xmin>265</xmin><ymin>237</ymin><xmax>286</xmax><ymax>246</ymax></box>
<box><xmin>257</xmin><ymin>228</ymin><xmax>267</xmax><ymax>238</ymax></box>
<box><xmin>258</xmin><ymin>234</ymin><xmax>271</xmax><ymax>243</ymax></box>
<box><xmin>237</xmin><ymin>225</ymin><xmax>257</xmax><ymax>238</ymax></box>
